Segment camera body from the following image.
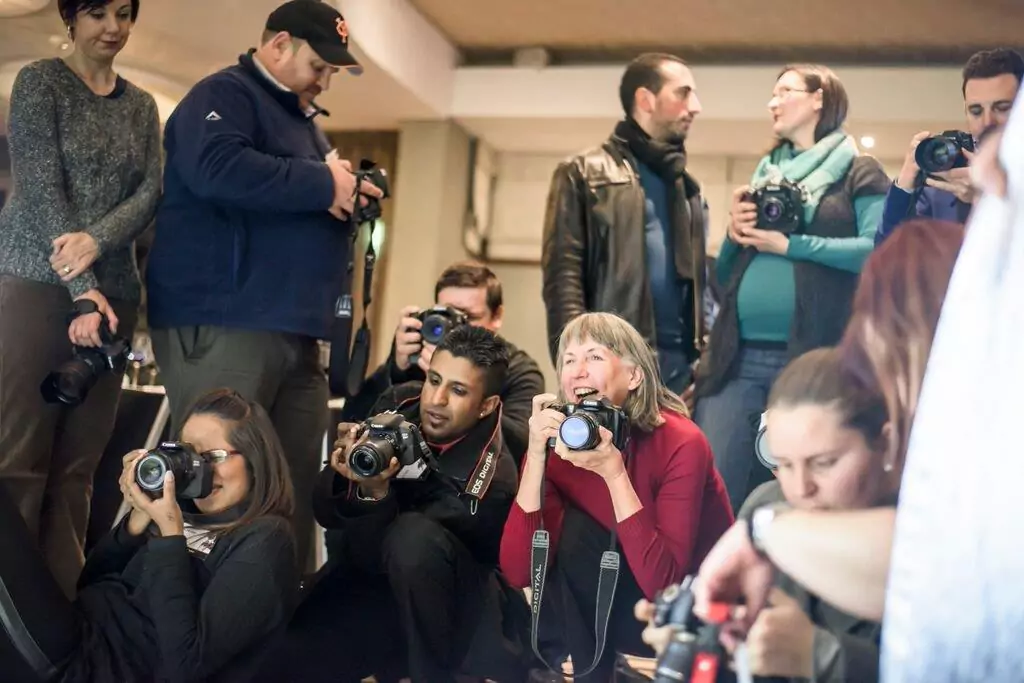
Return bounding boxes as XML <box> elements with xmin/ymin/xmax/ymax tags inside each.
<box><xmin>134</xmin><ymin>442</ymin><xmax>214</xmax><ymax>500</ymax></box>
<box><xmin>41</xmin><ymin>312</ymin><xmax>132</xmax><ymax>406</ymax></box>
<box><xmin>749</xmin><ymin>179</ymin><xmax>804</xmax><ymax>235</ymax></box>
<box><xmin>349</xmin><ymin>412</ymin><xmax>433</xmax><ymax>479</ymax></box>
<box><xmin>415</xmin><ymin>305</ymin><xmax>469</xmax><ymax>346</ymax></box>
<box><xmin>915</xmin><ymin>130</ymin><xmax>975</xmax><ymax>174</ymax></box>
<box><xmin>353</xmin><ymin>160</ymin><xmax>390</xmax><ymax>225</ymax></box>
<box><xmin>548</xmin><ymin>396</ymin><xmax>630</xmax><ymax>452</ymax></box>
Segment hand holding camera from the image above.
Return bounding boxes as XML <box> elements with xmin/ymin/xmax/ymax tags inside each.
<box><xmin>743</xmin><ymin>588</ymin><xmax>815</xmax><ymax>679</ymax></box>
<box><xmin>393</xmin><ymin>304</ymin><xmax>469</xmax><ymax>372</ymax></box>
<box><xmin>897</xmin><ymin>129</ymin><xmax>977</xmax><ymax>203</ymax></box>
<box><xmin>325</xmin><ymin>156</ymin><xmax>387</xmax><ymax>220</ymax></box>
<box><xmin>69</xmin><ymin>289</ymin><xmax>118</xmax><ymax>348</ymax></box>
<box><xmin>121</xmin><ymin>448</ymin><xmax>185</xmax><ymax>538</ymax></box>
<box><xmin>526</xmin><ymin>393</ymin><xmax>565</xmax><ymax>462</ymax></box>
<box><xmin>329</xmin><ymin>422</ymin><xmax>398</xmax><ymax>500</ymax></box>
<box><xmin>393</xmin><ymin>306</ymin><xmax>424</xmax><ymax>371</ymax></box>
<box><xmin>729</xmin><ymin>185</ymin><xmax>792</xmax><ymax>256</ymax></box>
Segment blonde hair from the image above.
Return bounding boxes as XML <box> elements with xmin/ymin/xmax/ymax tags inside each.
<box><xmin>555</xmin><ymin>312</ymin><xmax>688</xmax><ymax>432</ymax></box>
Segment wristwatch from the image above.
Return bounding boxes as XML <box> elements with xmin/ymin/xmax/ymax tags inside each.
<box><xmin>748</xmin><ymin>502</ymin><xmax>790</xmax><ymax>556</ymax></box>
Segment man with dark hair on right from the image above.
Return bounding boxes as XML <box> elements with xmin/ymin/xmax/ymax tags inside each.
<box><xmin>877</xmin><ymin>47</ymin><xmax>1023</xmax><ymax>243</ymax></box>
<box><xmin>265</xmin><ymin>325</ymin><xmax>531</xmax><ymax>683</ymax></box>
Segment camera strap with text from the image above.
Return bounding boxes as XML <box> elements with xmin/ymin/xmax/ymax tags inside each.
<box><xmin>328</xmin><ymin>207</ymin><xmax>380</xmax><ymax>398</ymax></box>
<box><xmin>529</xmin><ymin>451</ymin><xmax>628</xmax><ymax>678</ymax></box>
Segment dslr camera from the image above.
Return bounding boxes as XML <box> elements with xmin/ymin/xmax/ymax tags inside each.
<box><xmin>548</xmin><ymin>396</ymin><xmax>630</xmax><ymax>452</ymax></box>
<box><xmin>915</xmin><ymin>130</ymin><xmax>975</xmax><ymax>174</ymax></box>
<box><xmin>134</xmin><ymin>442</ymin><xmax>214</xmax><ymax>500</ymax></box>
<box><xmin>748</xmin><ymin>179</ymin><xmax>804</xmax><ymax>235</ymax></box>
<box><xmin>648</xmin><ymin>577</ymin><xmax>785</xmax><ymax>683</ymax></box>
<box><xmin>41</xmin><ymin>308</ymin><xmax>133</xmax><ymax>406</ymax></box>
<box><xmin>415</xmin><ymin>305</ymin><xmax>468</xmax><ymax>346</ymax></box>
<box><xmin>353</xmin><ymin>159</ymin><xmax>390</xmax><ymax>225</ymax></box>
<box><xmin>348</xmin><ymin>412</ymin><xmax>434</xmax><ymax>479</ymax></box>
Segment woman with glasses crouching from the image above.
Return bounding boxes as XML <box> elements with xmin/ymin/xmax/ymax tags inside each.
<box><xmin>0</xmin><ymin>389</ymin><xmax>297</xmax><ymax>683</ymax></box>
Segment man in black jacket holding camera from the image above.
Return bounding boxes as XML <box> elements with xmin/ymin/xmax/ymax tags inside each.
<box><xmin>265</xmin><ymin>325</ymin><xmax>531</xmax><ymax>683</ymax></box>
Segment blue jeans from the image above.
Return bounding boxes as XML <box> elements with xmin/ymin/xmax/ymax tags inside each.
<box><xmin>694</xmin><ymin>345</ymin><xmax>789</xmax><ymax>513</ymax></box>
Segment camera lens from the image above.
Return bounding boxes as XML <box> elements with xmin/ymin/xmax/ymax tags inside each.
<box><xmin>40</xmin><ymin>358</ymin><xmax>99</xmax><ymax>406</ymax></box>
<box><xmin>349</xmin><ymin>443</ymin><xmax>387</xmax><ymax>478</ymax></box>
<box><xmin>135</xmin><ymin>454</ymin><xmax>169</xmax><ymax>492</ymax></box>
<box><xmin>762</xmin><ymin>197</ymin><xmax>784</xmax><ymax>222</ymax></box>
<box><xmin>915</xmin><ymin>136</ymin><xmax>959</xmax><ymax>174</ymax></box>
<box><xmin>420</xmin><ymin>314</ymin><xmax>450</xmax><ymax>345</ymax></box>
<box><xmin>559</xmin><ymin>414</ymin><xmax>601</xmax><ymax>450</ymax></box>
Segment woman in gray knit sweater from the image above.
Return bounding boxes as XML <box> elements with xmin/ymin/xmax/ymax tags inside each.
<box><xmin>0</xmin><ymin>0</ymin><xmax>160</xmax><ymax>598</ymax></box>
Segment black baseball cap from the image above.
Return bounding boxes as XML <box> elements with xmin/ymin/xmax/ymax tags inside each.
<box><xmin>266</xmin><ymin>0</ymin><xmax>362</xmax><ymax>75</ymax></box>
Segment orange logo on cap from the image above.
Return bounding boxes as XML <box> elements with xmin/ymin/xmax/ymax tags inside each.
<box><xmin>335</xmin><ymin>17</ymin><xmax>349</xmax><ymax>42</ymax></box>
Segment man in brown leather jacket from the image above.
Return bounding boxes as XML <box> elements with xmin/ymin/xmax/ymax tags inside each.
<box><xmin>540</xmin><ymin>53</ymin><xmax>712</xmax><ymax>396</ymax></box>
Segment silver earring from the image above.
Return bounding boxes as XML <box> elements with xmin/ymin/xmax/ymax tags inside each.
<box><xmin>883</xmin><ymin>461</ymin><xmax>894</xmax><ymax>472</ymax></box>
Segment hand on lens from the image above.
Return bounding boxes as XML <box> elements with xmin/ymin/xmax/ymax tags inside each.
<box><xmin>527</xmin><ymin>393</ymin><xmax>563</xmax><ymax>462</ymax></box>
<box><xmin>123</xmin><ymin>454</ymin><xmax>185</xmax><ymax>538</ymax></box>
<box><xmin>330</xmin><ymin>423</ymin><xmax>400</xmax><ymax>499</ymax></box>
<box><xmin>50</xmin><ymin>232</ymin><xmax>99</xmax><ymax>281</ymax></box>
<box><xmin>635</xmin><ymin>598</ymin><xmax>676</xmax><ymax>657</ymax></box>
<box><xmin>415</xmin><ymin>342</ymin><xmax>436</xmax><ymax>374</ymax></box>
<box><xmin>895</xmin><ymin>130</ymin><xmax>931</xmax><ymax>190</ymax></box>
<box><xmin>729</xmin><ymin>185</ymin><xmax>758</xmax><ymax>242</ymax></box>
<box><xmin>69</xmin><ymin>289</ymin><xmax>118</xmax><ymax>348</ymax></box>
<box><xmin>393</xmin><ymin>306</ymin><xmax>423</xmax><ymax>371</ymax></box>
<box><xmin>553</xmin><ymin>425</ymin><xmax>625</xmax><ymax>482</ymax></box>
<box><xmin>926</xmin><ymin>153</ymin><xmax>977</xmax><ymax>204</ymax></box>
<box><xmin>120</xmin><ymin>449</ymin><xmax>151</xmax><ymax>536</ymax></box>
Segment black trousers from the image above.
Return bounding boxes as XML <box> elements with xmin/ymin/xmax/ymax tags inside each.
<box><xmin>261</xmin><ymin>512</ymin><xmax>531</xmax><ymax>683</ymax></box>
<box><xmin>536</xmin><ymin>505</ymin><xmax>653</xmax><ymax>682</ymax></box>
<box><xmin>0</xmin><ymin>483</ymin><xmax>80</xmax><ymax>683</ymax></box>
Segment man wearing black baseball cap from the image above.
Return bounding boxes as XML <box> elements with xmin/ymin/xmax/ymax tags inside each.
<box><xmin>147</xmin><ymin>0</ymin><xmax>382</xmax><ymax>574</ymax></box>
<box><xmin>265</xmin><ymin>0</ymin><xmax>363</xmax><ymax>76</ymax></box>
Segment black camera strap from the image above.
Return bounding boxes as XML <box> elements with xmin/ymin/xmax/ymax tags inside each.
<box><xmin>328</xmin><ymin>200</ymin><xmax>380</xmax><ymax>398</ymax></box>
<box><xmin>529</xmin><ymin>451</ymin><xmax>626</xmax><ymax>679</ymax></box>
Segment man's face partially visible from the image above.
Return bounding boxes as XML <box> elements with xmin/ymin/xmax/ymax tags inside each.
<box><xmin>267</xmin><ymin>36</ymin><xmax>340</xmax><ymax>108</ymax></box>
<box><xmin>964</xmin><ymin>73</ymin><xmax>1019</xmax><ymax>140</ymax></box>
<box><xmin>419</xmin><ymin>350</ymin><xmax>494</xmax><ymax>442</ymax></box>
<box><xmin>436</xmin><ymin>286</ymin><xmax>503</xmax><ymax>333</ymax></box>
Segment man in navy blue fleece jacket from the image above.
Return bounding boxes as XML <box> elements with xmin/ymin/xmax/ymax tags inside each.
<box><xmin>146</xmin><ymin>0</ymin><xmax>382</xmax><ymax>570</ymax></box>
<box><xmin>877</xmin><ymin>48</ymin><xmax>1022</xmax><ymax>245</ymax></box>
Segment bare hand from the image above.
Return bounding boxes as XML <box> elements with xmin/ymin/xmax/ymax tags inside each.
<box><xmin>736</xmin><ymin>226</ymin><xmax>789</xmax><ymax>255</ymax></box>
<box><xmin>926</xmin><ymin>152</ymin><xmax>977</xmax><ymax>204</ymax></box>
<box><xmin>553</xmin><ymin>425</ymin><xmax>626</xmax><ymax>482</ymax></box>
<box><xmin>527</xmin><ymin>393</ymin><xmax>563</xmax><ymax>462</ymax></box>
<box><xmin>694</xmin><ymin>521</ymin><xmax>775</xmax><ymax>637</ymax></box>
<box><xmin>729</xmin><ymin>186</ymin><xmax>757</xmax><ymax>242</ymax></box>
<box><xmin>895</xmin><ymin>130</ymin><xmax>932</xmax><ymax>190</ymax></box>
<box><xmin>50</xmin><ymin>233</ymin><xmax>99</xmax><ymax>281</ymax></box>
<box><xmin>330</xmin><ymin>422</ymin><xmax>400</xmax><ymax>499</ymax></box>
<box><xmin>393</xmin><ymin>306</ymin><xmax>423</xmax><ymax>371</ymax></box>
<box><xmin>119</xmin><ymin>449</ymin><xmax>151</xmax><ymax>536</ymax></box>
<box><xmin>635</xmin><ymin>599</ymin><xmax>675</xmax><ymax>657</ymax></box>
<box><xmin>745</xmin><ymin>588</ymin><xmax>815</xmax><ymax>678</ymax></box>
<box><xmin>70</xmin><ymin>289</ymin><xmax>118</xmax><ymax>348</ymax></box>
<box><xmin>124</xmin><ymin>461</ymin><xmax>184</xmax><ymax>537</ymax></box>
<box><xmin>415</xmin><ymin>342</ymin><xmax>436</xmax><ymax>374</ymax></box>
<box><xmin>326</xmin><ymin>158</ymin><xmax>385</xmax><ymax>219</ymax></box>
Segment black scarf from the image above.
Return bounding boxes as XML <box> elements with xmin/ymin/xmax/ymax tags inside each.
<box><xmin>613</xmin><ymin>118</ymin><xmax>701</xmax><ymax>280</ymax></box>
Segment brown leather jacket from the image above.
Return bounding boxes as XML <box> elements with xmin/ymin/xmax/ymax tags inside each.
<box><xmin>540</xmin><ymin>135</ymin><xmax>708</xmax><ymax>364</ymax></box>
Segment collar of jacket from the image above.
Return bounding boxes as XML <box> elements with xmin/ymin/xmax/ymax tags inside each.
<box><xmin>238</xmin><ymin>50</ymin><xmax>331</xmax><ymax>121</ymax></box>
<box><xmin>389</xmin><ymin>382</ymin><xmax>505</xmax><ymax>501</ymax></box>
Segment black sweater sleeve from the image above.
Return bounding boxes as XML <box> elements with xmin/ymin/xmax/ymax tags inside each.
<box><xmin>78</xmin><ymin>515</ymin><xmax>149</xmax><ymax>590</ymax></box>
<box><xmin>143</xmin><ymin>517</ymin><xmax>297</xmax><ymax>683</ymax></box>
<box><xmin>500</xmin><ymin>350</ymin><xmax>545</xmax><ymax>465</ymax></box>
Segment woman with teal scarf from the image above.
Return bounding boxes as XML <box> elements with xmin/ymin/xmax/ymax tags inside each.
<box><xmin>693</xmin><ymin>64</ymin><xmax>890</xmax><ymax>513</ymax></box>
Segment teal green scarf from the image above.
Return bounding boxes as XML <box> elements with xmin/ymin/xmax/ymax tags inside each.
<box><xmin>750</xmin><ymin>131</ymin><xmax>859</xmax><ymax>225</ymax></box>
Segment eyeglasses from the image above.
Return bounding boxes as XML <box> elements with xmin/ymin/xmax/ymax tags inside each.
<box><xmin>770</xmin><ymin>87</ymin><xmax>811</xmax><ymax>101</ymax></box>
<box><xmin>200</xmin><ymin>449</ymin><xmax>242</xmax><ymax>464</ymax></box>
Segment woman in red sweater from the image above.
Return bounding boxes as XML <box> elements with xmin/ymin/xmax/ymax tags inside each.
<box><xmin>501</xmin><ymin>312</ymin><xmax>733</xmax><ymax>680</ymax></box>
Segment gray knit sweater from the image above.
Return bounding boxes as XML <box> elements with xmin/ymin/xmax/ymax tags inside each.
<box><xmin>0</xmin><ymin>58</ymin><xmax>162</xmax><ymax>302</ymax></box>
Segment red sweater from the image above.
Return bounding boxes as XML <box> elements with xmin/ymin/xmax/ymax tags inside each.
<box><xmin>500</xmin><ymin>410</ymin><xmax>734</xmax><ymax>600</ymax></box>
